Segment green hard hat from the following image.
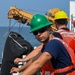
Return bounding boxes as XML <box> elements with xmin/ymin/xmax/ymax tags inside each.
<box><xmin>30</xmin><ymin>14</ymin><xmax>53</xmax><ymax>32</ymax></box>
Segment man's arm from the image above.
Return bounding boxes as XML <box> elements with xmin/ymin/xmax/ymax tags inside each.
<box><xmin>23</xmin><ymin>44</ymin><xmax>43</xmax><ymax>61</ymax></box>
<box><xmin>20</xmin><ymin>52</ymin><xmax>52</xmax><ymax>75</ymax></box>
<box><xmin>14</xmin><ymin>44</ymin><xmax>43</xmax><ymax>64</ymax></box>
<box><xmin>10</xmin><ymin>58</ymin><xmax>33</xmax><ymax>73</ymax></box>
<box><xmin>10</xmin><ymin>50</ymin><xmax>42</xmax><ymax>74</ymax></box>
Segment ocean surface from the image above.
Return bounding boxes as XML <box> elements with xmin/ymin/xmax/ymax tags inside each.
<box><xmin>0</xmin><ymin>26</ymin><xmax>41</xmax><ymax>63</ymax></box>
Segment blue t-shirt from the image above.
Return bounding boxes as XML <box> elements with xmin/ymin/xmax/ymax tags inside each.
<box><xmin>41</xmin><ymin>39</ymin><xmax>72</xmax><ymax>69</ymax></box>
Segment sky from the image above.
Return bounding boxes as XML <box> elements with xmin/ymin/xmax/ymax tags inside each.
<box><xmin>0</xmin><ymin>0</ymin><xmax>71</xmax><ymax>27</ymax></box>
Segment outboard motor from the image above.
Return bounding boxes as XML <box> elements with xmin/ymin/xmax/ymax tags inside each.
<box><xmin>1</xmin><ymin>31</ymin><xmax>33</xmax><ymax>75</ymax></box>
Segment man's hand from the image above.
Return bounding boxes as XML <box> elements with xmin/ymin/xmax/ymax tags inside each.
<box><xmin>14</xmin><ymin>58</ymin><xmax>22</xmax><ymax>64</ymax></box>
<box><xmin>10</xmin><ymin>67</ymin><xmax>19</xmax><ymax>74</ymax></box>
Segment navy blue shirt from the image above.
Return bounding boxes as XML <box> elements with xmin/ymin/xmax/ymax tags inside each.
<box><xmin>41</xmin><ymin>39</ymin><xmax>72</xmax><ymax>69</ymax></box>
<box><xmin>41</xmin><ymin>28</ymin><xmax>72</xmax><ymax>69</ymax></box>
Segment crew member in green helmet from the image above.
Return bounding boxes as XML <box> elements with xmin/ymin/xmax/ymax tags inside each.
<box><xmin>10</xmin><ymin>14</ymin><xmax>72</xmax><ymax>75</ymax></box>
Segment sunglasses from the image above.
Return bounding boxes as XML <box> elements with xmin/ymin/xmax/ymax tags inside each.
<box><xmin>33</xmin><ymin>26</ymin><xmax>49</xmax><ymax>35</ymax></box>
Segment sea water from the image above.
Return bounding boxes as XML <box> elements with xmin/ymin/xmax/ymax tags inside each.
<box><xmin>0</xmin><ymin>26</ymin><xmax>41</xmax><ymax>63</ymax></box>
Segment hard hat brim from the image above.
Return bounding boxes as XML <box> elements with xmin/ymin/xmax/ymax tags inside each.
<box><xmin>30</xmin><ymin>22</ymin><xmax>53</xmax><ymax>32</ymax></box>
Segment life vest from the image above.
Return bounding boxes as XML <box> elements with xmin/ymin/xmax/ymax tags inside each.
<box><xmin>51</xmin><ymin>37</ymin><xmax>75</xmax><ymax>75</ymax></box>
<box><xmin>40</xmin><ymin>61</ymin><xmax>55</xmax><ymax>75</ymax></box>
<box><xmin>56</xmin><ymin>29</ymin><xmax>75</xmax><ymax>51</ymax></box>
